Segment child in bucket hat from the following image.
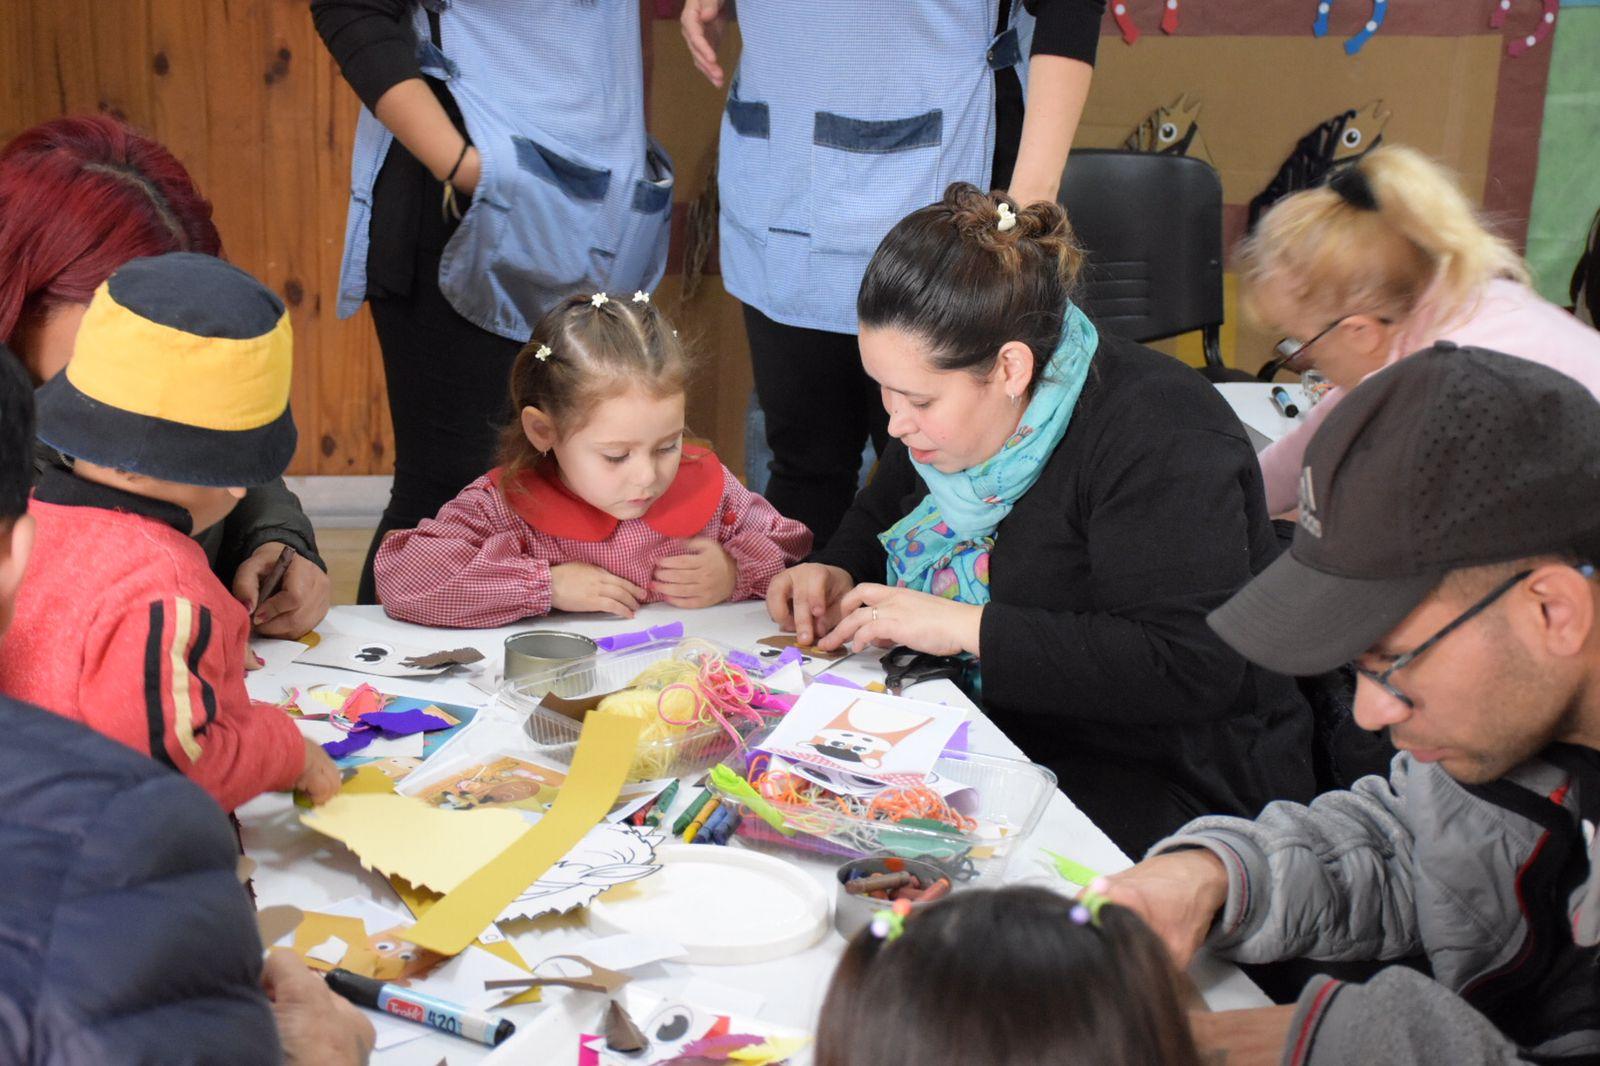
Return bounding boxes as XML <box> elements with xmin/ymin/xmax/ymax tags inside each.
<box><xmin>0</xmin><ymin>252</ymin><xmax>338</xmax><ymax>812</ymax></box>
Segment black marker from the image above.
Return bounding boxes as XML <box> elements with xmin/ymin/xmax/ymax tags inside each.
<box><xmin>1270</xmin><ymin>386</ymin><xmax>1300</xmax><ymax>419</ymax></box>
<box><xmin>324</xmin><ymin>968</ymin><xmax>515</xmax><ymax>1046</ymax></box>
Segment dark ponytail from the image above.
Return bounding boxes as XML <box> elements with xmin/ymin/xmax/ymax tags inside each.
<box><xmin>857</xmin><ymin>182</ymin><xmax>1084</xmax><ymax>392</ymax></box>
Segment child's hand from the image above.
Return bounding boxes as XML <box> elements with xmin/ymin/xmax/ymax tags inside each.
<box><xmin>652</xmin><ymin>537</ymin><xmax>737</xmax><ymax>608</ymax></box>
<box><xmin>295</xmin><ymin>739</ymin><xmax>341</xmax><ymax>806</ymax></box>
<box><xmin>551</xmin><ymin>562</ymin><xmax>647</xmax><ymax>618</ymax></box>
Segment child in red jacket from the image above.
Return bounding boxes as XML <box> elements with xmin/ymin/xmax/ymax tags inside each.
<box><xmin>375</xmin><ymin>292</ymin><xmax>812</xmax><ymax>627</ymax></box>
<box><xmin>0</xmin><ymin>253</ymin><xmax>338</xmax><ymax>812</ymax></box>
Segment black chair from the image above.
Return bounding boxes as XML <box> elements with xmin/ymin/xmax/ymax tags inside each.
<box><xmin>1057</xmin><ymin>149</ymin><xmax>1229</xmax><ymax>373</ymax></box>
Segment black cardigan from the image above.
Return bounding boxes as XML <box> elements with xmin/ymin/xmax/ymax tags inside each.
<box><xmin>816</xmin><ymin>335</ymin><xmax>1314</xmax><ymax>845</ymax></box>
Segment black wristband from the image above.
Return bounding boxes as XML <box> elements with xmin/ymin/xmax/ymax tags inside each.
<box><xmin>444</xmin><ymin>139</ymin><xmax>470</xmax><ymax>184</ymax></box>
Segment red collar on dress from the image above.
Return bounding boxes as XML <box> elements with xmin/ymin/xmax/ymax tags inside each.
<box><xmin>488</xmin><ymin>445</ymin><xmax>723</xmax><ymax>542</ymax></box>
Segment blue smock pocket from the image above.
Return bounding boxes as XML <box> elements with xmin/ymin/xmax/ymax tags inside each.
<box><xmin>809</xmin><ymin>109</ymin><xmax>944</xmax><ymax>258</ymax></box>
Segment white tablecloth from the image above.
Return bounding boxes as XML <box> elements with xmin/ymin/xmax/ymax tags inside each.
<box><xmin>240</xmin><ymin>602</ymin><xmax>1267</xmax><ymax>1064</ymax></box>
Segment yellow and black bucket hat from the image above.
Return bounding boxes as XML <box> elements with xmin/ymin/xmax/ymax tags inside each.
<box><xmin>36</xmin><ymin>252</ymin><xmax>296</xmax><ymax>487</ymax></box>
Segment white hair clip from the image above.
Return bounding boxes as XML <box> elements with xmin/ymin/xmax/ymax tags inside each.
<box><xmin>534</xmin><ymin>344</ymin><xmax>552</xmax><ymax>362</ymax></box>
<box><xmin>632</xmin><ymin>290</ymin><xmax>650</xmax><ymax>304</ymax></box>
<box><xmin>996</xmin><ymin>203</ymin><xmax>1017</xmax><ymax>233</ymax></box>
<box><xmin>590</xmin><ymin>292</ymin><xmax>609</xmax><ymax>308</ymax></box>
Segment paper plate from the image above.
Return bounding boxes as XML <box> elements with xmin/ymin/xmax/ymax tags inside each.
<box><xmin>586</xmin><ymin>845</ymin><xmax>829</xmax><ymax>964</ymax></box>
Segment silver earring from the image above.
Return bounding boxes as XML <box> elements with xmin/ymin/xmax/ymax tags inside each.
<box><xmin>1008</xmin><ymin>393</ymin><xmax>1020</xmax><ymax>407</ymax></box>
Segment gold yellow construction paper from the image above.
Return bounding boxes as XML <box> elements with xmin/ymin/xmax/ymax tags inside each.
<box><xmin>403</xmin><ymin>714</ymin><xmax>642</xmax><ymax>956</ymax></box>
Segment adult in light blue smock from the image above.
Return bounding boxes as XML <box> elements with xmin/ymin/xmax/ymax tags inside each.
<box><xmin>316</xmin><ymin>1</ymin><xmax>674</xmax><ymax>602</ymax></box>
<box><xmin>683</xmin><ymin>0</ymin><xmax>1104</xmax><ymax>544</ymax></box>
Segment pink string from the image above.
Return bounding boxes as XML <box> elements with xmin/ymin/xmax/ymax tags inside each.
<box><xmin>653</xmin><ymin>655</ymin><xmax>782</xmax><ymax>754</ymax></box>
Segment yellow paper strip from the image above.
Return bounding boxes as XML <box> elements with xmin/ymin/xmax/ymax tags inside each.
<box><xmin>404</xmin><ymin>714</ymin><xmax>642</xmax><ymax>956</ymax></box>
<box><xmin>302</xmin><ymin>794</ymin><xmax>529</xmax><ymax>893</ymax></box>
<box><xmin>391</xmin><ymin>875</ymin><xmax>541</xmax><ymax>1004</ymax></box>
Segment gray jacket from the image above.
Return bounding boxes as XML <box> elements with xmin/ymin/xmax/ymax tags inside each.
<box><xmin>1157</xmin><ymin>753</ymin><xmax>1600</xmax><ymax>1064</ymax></box>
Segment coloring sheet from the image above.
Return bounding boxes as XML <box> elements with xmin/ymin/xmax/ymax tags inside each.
<box><xmin>758</xmin><ymin>686</ymin><xmax>966</xmax><ymax>787</ymax></box>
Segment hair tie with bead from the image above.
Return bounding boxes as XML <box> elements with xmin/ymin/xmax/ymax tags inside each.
<box><xmin>996</xmin><ymin>202</ymin><xmax>1017</xmax><ymax>233</ymax></box>
<box><xmin>534</xmin><ymin>344</ymin><xmax>552</xmax><ymax>362</ymax></box>
<box><xmin>632</xmin><ymin>290</ymin><xmax>650</xmax><ymax>304</ymax></box>
<box><xmin>1071</xmin><ymin>877</ymin><xmax>1111</xmax><ymax>927</ymax></box>
<box><xmin>869</xmin><ymin>898</ymin><xmax>913</xmax><ymax>942</ymax></box>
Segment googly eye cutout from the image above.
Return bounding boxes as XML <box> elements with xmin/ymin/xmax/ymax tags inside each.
<box><xmin>1159</xmin><ymin>122</ymin><xmax>1178</xmax><ymax>142</ymax></box>
<box><xmin>1341</xmin><ymin>127</ymin><xmax>1363</xmax><ymax>149</ymax></box>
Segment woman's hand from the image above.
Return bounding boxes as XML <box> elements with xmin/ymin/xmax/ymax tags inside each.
<box><xmin>551</xmin><ymin>562</ymin><xmax>646</xmax><ymax>618</ymax></box>
<box><xmin>818</xmin><ymin>584</ymin><xmax>983</xmax><ymax>658</ymax></box>
<box><xmin>262</xmin><ymin>950</ymin><xmax>377</xmax><ymax>1066</ymax></box>
<box><xmin>765</xmin><ymin>563</ymin><xmax>854</xmax><ymax>646</ymax></box>
<box><xmin>652</xmin><ymin>537</ymin><xmax>737</xmax><ymax>608</ymax></box>
<box><xmin>234</xmin><ymin>544</ymin><xmax>331</xmax><ymax>639</ymax></box>
<box><xmin>680</xmin><ymin>0</ymin><xmax>729</xmax><ymax>87</ymax></box>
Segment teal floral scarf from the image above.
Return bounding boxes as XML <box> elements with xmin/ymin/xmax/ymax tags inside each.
<box><xmin>878</xmin><ymin>304</ymin><xmax>1098</xmax><ymax>605</ymax></box>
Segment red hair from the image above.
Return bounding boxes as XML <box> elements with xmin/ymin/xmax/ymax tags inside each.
<box><xmin>0</xmin><ymin>114</ymin><xmax>222</xmax><ymax>342</ymax></box>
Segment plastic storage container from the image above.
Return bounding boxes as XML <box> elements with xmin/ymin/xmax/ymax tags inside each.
<box><xmin>712</xmin><ymin>746</ymin><xmax>1057</xmax><ymax>883</ymax></box>
<box><xmin>496</xmin><ymin>636</ymin><xmax>766</xmax><ymax>781</ymax></box>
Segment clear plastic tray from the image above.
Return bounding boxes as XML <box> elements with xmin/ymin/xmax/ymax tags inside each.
<box><xmin>495</xmin><ymin>637</ymin><xmax>764</xmax><ymax>781</ymax></box>
<box><xmin>711</xmin><ymin>744</ymin><xmax>1057</xmax><ymax>883</ymax></box>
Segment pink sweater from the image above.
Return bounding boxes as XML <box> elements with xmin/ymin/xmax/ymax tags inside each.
<box><xmin>1259</xmin><ymin>279</ymin><xmax>1600</xmax><ymax>514</ymax></box>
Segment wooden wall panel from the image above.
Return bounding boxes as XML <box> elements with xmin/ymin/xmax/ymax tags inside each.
<box><xmin>0</xmin><ymin>0</ymin><xmax>752</xmax><ymax>478</ymax></box>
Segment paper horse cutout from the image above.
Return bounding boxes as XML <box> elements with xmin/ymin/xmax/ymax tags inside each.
<box><xmin>1123</xmin><ymin>93</ymin><xmax>1214</xmax><ymax>166</ymax></box>
<box><xmin>1247</xmin><ymin>100</ymin><xmax>1389</xmax><ymax>231</ymax></box>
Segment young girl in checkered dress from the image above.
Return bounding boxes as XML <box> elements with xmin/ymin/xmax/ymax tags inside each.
<box><xmin>374</xmin><ymin>292</ymin><xmax>811</xmax><ymax>627</ymax></box>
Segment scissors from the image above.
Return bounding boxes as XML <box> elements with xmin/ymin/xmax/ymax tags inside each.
<box><xmin>881</xmin><ymin>646</ymin><xmax>967</xmax><ymax>696</ymax></box>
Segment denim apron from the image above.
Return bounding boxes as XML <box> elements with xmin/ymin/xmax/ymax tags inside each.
<box><xmin>718</xmin><ymin>1</ymin><xmax>1032</xmax><ymax>336</ymax></box>
<box><xmin>335</xmin><ymin>0</ymin><xmax>674</xmax><ymax>341</ymax></box>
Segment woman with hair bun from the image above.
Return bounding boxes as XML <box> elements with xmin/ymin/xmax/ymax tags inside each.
<box><xmin>768</xmin><ymin>182</ymin><xmax>1313</xmax><ymax>855</ymax></box>
<box><xmin>1242</xmin><ymin>144</ymin><xmax>1600</xmax><ymax>516</ymax></box>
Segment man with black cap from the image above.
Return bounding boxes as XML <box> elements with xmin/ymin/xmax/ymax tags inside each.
<box><xmin>1101</xmin><ymin>343</ymin><xmax>1600</xmax><ymax>1064</ymax></box>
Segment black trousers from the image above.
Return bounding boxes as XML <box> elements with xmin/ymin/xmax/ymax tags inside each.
<box><xmin>357</xmin><ymin>251</ymin><xmax>522</xmax><ymax>603</ymax></box>
<box><xmin>742</xmin><ymin>304</ymin><xmax>889</xmax><ymax>546</ymax></box>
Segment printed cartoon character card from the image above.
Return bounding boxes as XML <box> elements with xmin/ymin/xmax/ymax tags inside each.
<box><xmin>757</xmin><ymin>686</ymin><xmax>966</xmax><ymax>787</ymax></box>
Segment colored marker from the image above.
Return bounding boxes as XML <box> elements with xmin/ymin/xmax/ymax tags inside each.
<box><xmin>325</xmin><ymin>968</ymin><xmax>514</xmax><ymax>1046</ymax></box>
<box><xmin>1270</xmin><ymin>386</ymin><xmax>1300</xmax><ymax>419</ymax></box>
<box><xmin>644</xmin><ymin>779</ymin><xmax>680</xmax><ymax>829</ymax></box>
<box><xmin>671</xmin><ymin>787</ymin><xmax>714</xmax><ymax>836</ymax></box>
<box><xmin>682</xmin><ymin>796</ymin><xmax>721</xmax><ymax>843</ymax></box>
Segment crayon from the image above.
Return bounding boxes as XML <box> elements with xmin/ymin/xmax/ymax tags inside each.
<box><xmin>671</xmin><ymin>788</ymin><xmax>714</xmax><ymax>836</ymax></box>
<box><xmin>845</xmin><ymin>871</ymin><xmax>912</xmax><ymax>896</ymax></box>
<box><xmin>644</xmin><ymin>779</ymin><xmax>680</xmax><ymax>828</ymax></box>
<box><xmin>257</xmin><ymin>545</ymin><xmax>297</xmax><ymax>606</ymax></box>
<box><xmin>682</xmin><ymin>796</ymin><xmax>721</xmax><ymax>843</ymax></box>
<box><xmin>709</xmin><ymin>809</ymin><xmax>743</xmax><ymax>845</ymax></box>
<box><xmin>918</xmin><ymin>877</ymin><xmax>952</xmax><ymax>903</ymax></box>
<box><xmin>695</xmin><ymin>804</ymin><xmax>732</xmax><ymax>844</ymax></box>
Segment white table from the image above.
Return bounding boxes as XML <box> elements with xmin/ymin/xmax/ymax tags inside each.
<box><xmin>241</xmin><ymin>602</ymin><xmax>1267</xmax><ymax>1064</ymax></box>
<box><xmin>1214</xmin><ymin>381</ymin><xmax>1310</xmax><ymax>451</ymax></box>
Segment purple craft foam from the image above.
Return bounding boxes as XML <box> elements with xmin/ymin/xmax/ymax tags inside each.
<box><xmin>813</xmin><ymin>673</ymin><xmax>863</xmax><ymax>691</ymax></box>
<box><xmin>775</xmin><ymin>645</ymin><xmax>804</xmax><ymax>668</ymax></box>
<box><xmin>323</xmin><ymin>729</ymin><xmax>378</xmax><ymax>759</ymax></box>
<box><xmin>594</xmin><ymin>621</ymin><xmax>685</xmax><ymax>652</ymax></box>
<box><xmin>727</xmin><ymin>649</ymin><xmax>766</xmax><ymax>676</ymax></box>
